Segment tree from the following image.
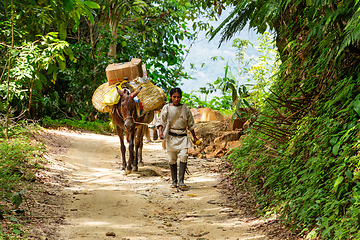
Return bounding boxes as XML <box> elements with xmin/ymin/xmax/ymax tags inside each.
<box><xmin>201</xmin><ymin>0</ymin><xmax>360</xmax><ymax>238</ymax></box>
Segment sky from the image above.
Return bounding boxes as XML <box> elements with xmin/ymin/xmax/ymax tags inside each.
<box><xmin>180</xmin><ymin>11</ymin><xmax>261</xmax><ymax>100</ymax></box>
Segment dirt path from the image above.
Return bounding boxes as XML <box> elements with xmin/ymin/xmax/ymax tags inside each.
<box><xmin>46</xmin><ymin>130</ymin><xmax>268</xmax><ymax>240</ymax></box>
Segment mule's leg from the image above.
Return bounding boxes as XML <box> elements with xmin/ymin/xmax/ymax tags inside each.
<box><xmin>125</xmin><ymin>131</ymin><xmax>130</xmax><ymax>143</ymax></box>
<box><xmin>126</xmin><ymin>130</ymin><xmax>136</xmax><ymax>174</ymax></box>
<box><xmin>117</xmin><ymin>126</ymin><xmax>126</xmax><ymax>171</ymax></box>
<box><xmin>133</xmin><ymin>126</ymin><xmax>144</xmax><ymax>170</ymax></box>
<box><xmin>138</xmin><ymin>125</ymin><xmax>145</xmax><ymax>165</ymax></box>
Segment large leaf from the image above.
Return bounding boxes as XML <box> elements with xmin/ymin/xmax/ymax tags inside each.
<box><xmin>333</xmin><ymin>176</ymin><xmax>344</xmax><ymax>193</ymax></box>
<box><xmin>11</xmin><ymin>190</ymin><xmax>24</xmax><ymax>209</ymax></box>
<box><xmin>352</xmin><ymin>99</ymin><xmax>360</xmax><ymax>117</ymax></box>
<box><xmin>64</xmin><ymin>0</ymin><xmax>74</xmax><ymax>12</ymax></box>
<box><xmin>57</xmin><ymin>59</ymin><xmax>66</xmax><ymax>71</ymax></box>
<box><xmin>34</xmin><ymin>78</ymin><xmax>43</xmax><ymax>91</ymax></box>
<box><xmin>83</xmin><ymin>1</ymin><xmax>100</xmax><ymax>9</ymax></box>
<box><xmin>59</xmin><ymin>22</ymin><xmax>68</xmax><ymax>40</ymax></box>
<box><xmin>83</xmin><ymin>6</ymin><xmax>95</xmax><ymax>24</ymax></box>
<box><xmin>332</xmin><ymin>143</ymin><xmax>341</xmax><ymax>156</ymax></box>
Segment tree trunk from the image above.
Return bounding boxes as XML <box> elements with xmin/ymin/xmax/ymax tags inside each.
<box><xmin>108</xmin><ymin>19</ymin><xmax>117</xmax><ymax>58</ymax></box>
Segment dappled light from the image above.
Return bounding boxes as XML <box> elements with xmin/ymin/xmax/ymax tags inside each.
<box><xmin>52</xmin><ymin>130</ymin><xmax>267</xmax><ymax>239</ymax></box>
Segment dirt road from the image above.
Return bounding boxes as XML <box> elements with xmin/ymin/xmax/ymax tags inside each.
<box><xmin>46</xmin><ymin>130</ymin><xmax>268</xmax><ymax>240</ymax></box>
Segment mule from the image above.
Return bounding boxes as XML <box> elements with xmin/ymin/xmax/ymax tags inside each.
<box><xmin>111</xmin><ymin>87</ymin><xmax>154</xmax><ymax>174</ymax></box>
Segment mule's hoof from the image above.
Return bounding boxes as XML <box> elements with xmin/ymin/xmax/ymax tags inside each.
<box><xmin>139</xmin><ymin>161</ymin><xmax>144</xmax><ymax>166</ymax></box>
<box><xmin>133</xmin><ymin>166</ymin><xmax>138</xmax><ymax>172</ymax></box>
<box><xmin>125</xmin><ymin>169</ymin><xmax>132</xmax><ymax>175</ymax></box>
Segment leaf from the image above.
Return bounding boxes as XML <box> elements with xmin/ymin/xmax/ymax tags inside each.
<box><xmin>332</xmin><ymin>143</ymin><xmax>340</xmax><ymax>156</ymax></box>
<box><xmin>83</xmin><ymin>1</ymin><xmax>100</xmax><ymax>9</ymax></box>
<box><xmin>11</xmin><ymin>192</ymin><xmax>23</xmax><ymax>209</ymax></box>
<box><xmin>330</xmin><ymin>136</ymin><xmax>339</xmax><ymax>145</ymax></box>
<box><xmin>352</xmin><ymin>99</ymin><xmax>360</xmax><ymax>117</ymax></box>
<box><xmin>64</xmin><ymin>0</ymin><xmax>74</xmax><ymax>11</ymax></box>
<box><xmin>58</xmin><ymin>59</ymin><xmax>66</xmax><ymax>71</ymax></box>
<box><xmin>72</xmin><ymin>11</ymin><xmax>80</xmax><ymax>33</ymax></box>
<box><xmin>307</xmin><ymin>6</ymin><xmax>315</xmax><ymax>20</ymax></box>
<box><xmin>83</xmin><ymin>7</ymin><xmax>95</xmax><ymax>24</ymax></box>
<box><xmin>345</xmin><ymin>170</ymin><xmax>353</xmax><ymax>180</ymax></box>
<box><xmin>232</xmin><ymin>91</ymin><xmax>237</xmax><ymax>103</ymax></box>
<box><xmin>333</xmin><ymin>176</ymin><xmax>344</xmax><ymax>193</ymax></box>
<box><xmin>52</xmin><ymin>69</ymin><xmax>58</xmax><ymax>83</ymax></box>
<box><xmin>243</xmin><ymin>99</ymin><xmax>251</xmax><ymax>108</ymax></box>
<box><xmin>59</xmin><ymin>21</ymin><xmax>68</xmax><ymax>40</ymax></box>
<box><xmin>34</xmin><ymin>78</ymin><xmax>43</xmax><ymax>91</ymax></box>
<box><xmin>64</xmin><ymin>47</ymin><xmax>74</xmax><ymax>60</ymax></box>
<box><xmin>0</xmin><ymin>101</ymin><xmax>3</xmax><ymax>111</ymax></box>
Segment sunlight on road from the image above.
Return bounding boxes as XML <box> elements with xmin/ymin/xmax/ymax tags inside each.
<box><xmin>53</xmin><ymin>130</ymin><xmax>268</xmax><ymax>240</ymax></box>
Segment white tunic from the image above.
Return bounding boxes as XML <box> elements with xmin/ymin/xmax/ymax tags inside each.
<box><xmin>157</xmin><ymin>103</ymin><xmax>196</xmax><ymax>151</ymax></box>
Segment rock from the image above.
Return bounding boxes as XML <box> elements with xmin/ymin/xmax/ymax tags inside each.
<box><xmin>190</xmin><ymin>108</ymin><xmax>202</xmax><ymax>122</ymax></box>
<box><xmin>226</xmin><ymin>140</ymin><xmax>241</xmax><ymax>150</ymax></box>
<box><xmin>204</xmin><ymin>145</ymin><xmax>214</xmax><ymax>154</ymax></box>
<box><xmin>188</xmin><ymin>147</ymin><xmax>201</xmax><ymax>156</ymax></box>
<box><xmin>232</xmin><ymin>118</ymin><xmax>246</xmax><ymax>130</ymax></box>
<box><xmin>24</xmin><ymin>171</ymin><xmax>37</xmax><ymax>182</ymax></box>
<box><xmin>28</xmin><ymin>158</ymin><xmax>38</xmax><ymax>166</ymax></box>
<box><xmin>199</xmin><ymin>107</ymin><xmax>225</xmax><ymax>121</ymax></box>
<box><xmin>106</xmin><ymin>232</ymin><xmax>116</xmax><ymax>236</ymax></box>
<box><xmin>243</xmin><ymin>119</ymin><xmax>251</xmax><ymax>129</ymax></box>
<box><xmin>213</xmin><ymin>149</ymin><xmax>225</xmax><ymax>158</ymax></box>
<box><xmin>214</xmin><ymin>131</ymin><xmax>242</xmax><ymax>149</ymax></box>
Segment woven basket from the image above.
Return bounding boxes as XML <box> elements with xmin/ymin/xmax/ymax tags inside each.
<box><xmin>92</xmin><ymin>83</ymin><xmax>115</xmax><ymax>113</ymax></box>
<box><xmin>134</xmin><ymin>77</ymin><xmax>166</xmax><ymax>111</ymax></box>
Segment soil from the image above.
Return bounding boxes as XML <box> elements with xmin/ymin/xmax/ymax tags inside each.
<box><xmin>11</xmin><ymin>128</ymin><xmax>302</xmax><ymax>240</ymax></box>
<box><xmin>19</xmin><ymin>128</ymin><xmax>270</xmax><ymax>240</ymax></box>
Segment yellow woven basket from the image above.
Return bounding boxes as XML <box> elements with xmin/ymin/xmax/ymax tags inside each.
<box><xmin>134</xmin><ymin>77</ymin><xmax>166</xmax><ymax>111</ymax></box>
<box><xmin>92</xmin><ymin>83</ymin><xmax>115</xmax><ymax>113</ymax></box>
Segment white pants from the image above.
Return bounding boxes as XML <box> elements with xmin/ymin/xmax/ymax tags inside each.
<box><xmin>167</xmin><ymin>149</ymin><xmax>188</xmax><ymax>165</ymax></box>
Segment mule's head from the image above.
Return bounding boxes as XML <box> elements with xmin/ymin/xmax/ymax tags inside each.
<box><xmin>117</xmin><ymin>87</ymin><xmax>141</xmax><ymax>131</ymax></box>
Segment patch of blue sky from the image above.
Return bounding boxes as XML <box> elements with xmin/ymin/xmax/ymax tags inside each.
<box><xmin>180</xmin><ymin>12</ymin><xmax>266</xmax><ymax>100</ymax></box>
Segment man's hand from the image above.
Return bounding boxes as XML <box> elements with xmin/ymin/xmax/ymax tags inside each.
<box><xmin>158</xmin><ymin>126</ymin><xmax>164</xmax><ymax>139</ymax></box>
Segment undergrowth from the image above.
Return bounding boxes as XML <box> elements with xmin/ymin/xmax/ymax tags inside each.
<box><xmin>230</xmin><ymin>54</ymin><xmax>360</xmax><ymax>239</ymax></box>
<box><xmin>225</xmin><ymin>1</ymin><xmax>360</xmax><ymax>239</ymax></box>
<box><xmin>41</xmin><ymin>116</ymin><xmax>113</xmax><ymax>134</ymax></box>
<box><xmin>0</xmin><ymin>122</ymin><xmax>46</xmax><ymax>239</ymax></box>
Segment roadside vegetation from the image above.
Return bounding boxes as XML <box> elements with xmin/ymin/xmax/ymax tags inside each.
<box><xmin>0</xmin><ymin>119</ymin><xmax>46</xmax><ymax>239</ymax></box>
<box><xmin>213</xmin><ymin>1</ymin><xmax>360</xmax><ymax>239</ymax></box>
<box><xmin>2</xmin><ymin>0</ymin><xmax>360</xmax><ymax>239</ymax></box>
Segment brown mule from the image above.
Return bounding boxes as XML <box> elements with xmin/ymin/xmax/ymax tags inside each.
<box><xmin>111</xmin><ymin>87</ymin><xmax>154</xmax><ymax>174</ymax></box>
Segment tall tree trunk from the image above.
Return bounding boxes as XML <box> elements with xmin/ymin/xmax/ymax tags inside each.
<box><xmin>108</xmin><ymin>18</ymin><xmax>117</xmax><ymax>58</ymax></box>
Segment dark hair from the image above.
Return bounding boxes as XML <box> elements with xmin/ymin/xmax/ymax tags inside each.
<box><xmin>169</xmin><ymin>87</ymin><xmax>182</xmax><ymax>103</ymax></box>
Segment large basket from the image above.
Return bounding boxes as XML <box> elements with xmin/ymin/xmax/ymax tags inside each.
<box><xmin>134</xmin><ymin>77</ymin><xmax>166</xmax><ymax>111</ymax></box>
<box><xmin>92</xmin><ymin>83</ymin><xmax>115</xmax><ymax>113</ymax></box>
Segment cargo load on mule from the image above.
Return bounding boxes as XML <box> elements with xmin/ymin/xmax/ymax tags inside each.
<box><xmin>92</xmin><ymin>58</ymin><xmax>166</xmax><ymax>114</ymax></box>
<box><xmin>105</xmin><ymin>58</ymin><xmax>143</xmax><ymax>86</ymax></box>
<box><xmin>92</xmin><ymin>58</ymin><xmax>166</xmax><ymax>174</ymax></box>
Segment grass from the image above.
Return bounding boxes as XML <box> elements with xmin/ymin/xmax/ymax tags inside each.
<box><xmin>0</xmin><ymin>122</ymin><xmax>46</xmax><ymax>239</ymax></box>
<box><xmin>41</xmin><ymin>116</ymin><xmax>113</xmax><ymax>134</ymax></box>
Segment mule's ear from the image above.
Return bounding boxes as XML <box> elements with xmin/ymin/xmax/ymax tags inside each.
<box><xmin>116</xmin><ymin>86</ymin><xmax>124</xmax><ymax>97</ymax></box>
<box><xmin>131</xmin><ymin>87</ymin><xmax>142</xmax><ymax>98</ymax></box>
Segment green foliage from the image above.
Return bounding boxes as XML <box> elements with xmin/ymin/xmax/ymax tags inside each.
<box><xmin>0</xmin><ymin>223</ymin><xmax>28</xmax><ymax>239</ymax></box>
<box><xmin>0</xmin><ymin>121</ymin><xmax>45</xmax><ymax>239</ymax></box>
<box><xmin>206</xmin><ymin>0</ymin><xmax>360</xmax><ymax>238</ymax></box>
<box><xmin>181</xmin><ymin>91</ymin><xmax>233</xmax><ymax>115</ymax></box>
<box><xmin>1</xmin><ymin>0</ymin><xmax>208</xmax><ymax>122</ymax></box>
<box><xmin>41</xmin><ymin>116</ymin><xmax>113</xmax><ymax>134</ymax></box>
<box><xmin>196</xmin><ymin>32</ymin><xmax>278</xmax><ymax>118</ymax></box>
<box><xmin>0</xmin><ymin>131</ymin><xmax>43</xmax><ymax>200</ymax></box>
